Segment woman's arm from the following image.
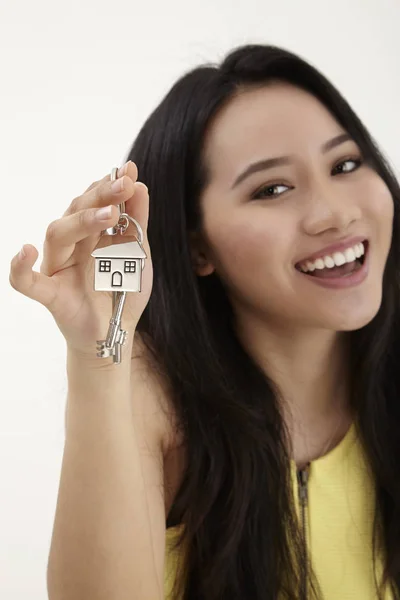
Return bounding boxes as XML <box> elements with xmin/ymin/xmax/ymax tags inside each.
<box><xmin>47</xmin><ymin>341</ymin><xmax>168</xmax><ymax>600</ymax></box>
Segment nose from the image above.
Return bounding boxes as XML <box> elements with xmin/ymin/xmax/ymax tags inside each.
<box><xmin>300</xmin><ymin>187</ymin><xmax>362</xmax><ymax>236</ymax></box>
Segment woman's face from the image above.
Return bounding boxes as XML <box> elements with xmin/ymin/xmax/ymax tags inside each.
<box><xmin>195</xmin><ymin>82</ymin><xmax>394</xmax><ymax>332</ymax></box>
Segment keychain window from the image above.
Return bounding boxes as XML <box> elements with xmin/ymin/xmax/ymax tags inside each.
<box><xmin>124</xmin><ymin>261</ymin><xmax>136</xmax><ymax>273</ymax></box>
<box><xmin>99</xmin><ymin>260</ymin><xmax>111</xmax><ymax>272</ymax></box>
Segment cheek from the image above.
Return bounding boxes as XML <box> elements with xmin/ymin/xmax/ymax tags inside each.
<box><xmin>363</xmin><ymin>174</ymin><xmax>394</xmax><ymax>223</ymax></box>
<box><xmin>208</xmin><ymin>212</ymin><xmax>290</xmax><ymax>279</ymax></box>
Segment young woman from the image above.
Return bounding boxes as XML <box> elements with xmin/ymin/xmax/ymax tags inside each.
<box><xmin>9</xmin><ymin>44</ymin><xmax>400</xmax><ymax>600</ymax></box>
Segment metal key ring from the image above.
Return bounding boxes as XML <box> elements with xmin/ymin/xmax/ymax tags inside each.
<box><xmin>117</xmin><ymin>213</ymin><xmax>144</xmax><ymax>246</ymax></box>
<box><xmin>104</xmin><ymin>166</ymin><xmax>126</xmax><ymax>236</ymax></box>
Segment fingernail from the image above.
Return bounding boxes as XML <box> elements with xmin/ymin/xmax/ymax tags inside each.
<box><xmin>19</xmin><ymin>245</ymin><xmax>26</xmax><ymax>260</ymax></box>
<box><xmin>118</xmin><ymin>160</ymin><xmax>131</xmax><ymax>177</ymax></box>
<box><xmin>136</xmin><ymin>181</ymin><xmax>148</xmax><ymax>192</ymax></box>
<box><xmin>96</xmin><ymin>206</ymin><xmax>113</xmax><ymax>220</ymax></box>
<box><xmin>111</xmin><ymin>178</ymin><xmax>124</xmax><ymax>193</ymax></box>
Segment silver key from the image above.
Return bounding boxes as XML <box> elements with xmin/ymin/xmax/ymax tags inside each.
<box><xmin>105</xmin><ymin>291</ymin><xmax>127</xmax><ymax>349</ymax></box>
<box><xmin>91</xmin><ymin>167</ymin><xmax>147</xmax><ymax>364</ymax></box>
<box><xmin>96</xmin><ymin>291</ymin><xmax>128</xmax><ymax>364</ymax></box>
<box><xmin>91</xmin><ymin>226</ymin><xmax>146</xmax><ymax>363</ymax></box>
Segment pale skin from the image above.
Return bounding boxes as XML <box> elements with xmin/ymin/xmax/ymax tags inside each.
<box><xmin>190</xmin><ymin>81</ymin><xmax>394</xmax><ymax>466</ymax></box>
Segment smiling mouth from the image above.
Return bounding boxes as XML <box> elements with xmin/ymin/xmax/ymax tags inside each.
<box><xmin>294</xmin><ymin>240</ymin><xmax>369</xmax><ymax>277</ymax></box>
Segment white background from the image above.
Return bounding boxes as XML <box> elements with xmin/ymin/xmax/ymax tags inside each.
<box><xmin>1</xmin><ymin>0</ymin><xmax>399</xmax><ymax>597</ymax></box>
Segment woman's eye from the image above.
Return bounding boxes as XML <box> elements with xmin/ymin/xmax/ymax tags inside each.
<box><xmin>251</xmin><ymin>157</ymin><xmax>363</xmax><ymax>201</ymax></box>
<box><xmin>332</xmin><ymin>157</ymin><xmax>363</xmax><ymax>175</ymax></box>
<box><xmin>251</xmin><ymin>183</ymin><xmax>291</xmax><ymax>200</ymax></box>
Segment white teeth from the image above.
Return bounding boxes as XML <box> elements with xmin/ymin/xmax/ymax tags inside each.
<box><xmin>299</xmin><ymin>242</ymin><xmax>366</xmax><ymax>273</ymax></box>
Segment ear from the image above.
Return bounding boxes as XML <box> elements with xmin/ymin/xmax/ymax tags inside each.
<box><xmin>188</xmin><ymin>231</ymin><xmax>216</xmax><ymax>277</ymax></box>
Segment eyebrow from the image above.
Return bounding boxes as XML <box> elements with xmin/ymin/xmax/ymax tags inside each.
<box><xmin>230</xmin><ymin>132</ymin><xmax>354</xmax><ymax>190</ymax></box>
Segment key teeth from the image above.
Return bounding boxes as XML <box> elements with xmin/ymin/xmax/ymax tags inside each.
<box><xmin>96</xmin><ymin>333</ymin><xmax>127</xmax><ymax>359</ymax></box>
<box><xmin>96</xmin><ymin>340</ymin><xmax>113</xmax><ymax>358</ymax></box>
<box><xmin>97</xmin><ymin>350</ymin><xmax>112</xmax><ymax>358</ymax></box>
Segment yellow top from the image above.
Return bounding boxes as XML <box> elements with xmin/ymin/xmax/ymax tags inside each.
<box><xmin>164</xmin><ymin>422</ymin><xmax>394</xmax><ymax>599</ymax></box>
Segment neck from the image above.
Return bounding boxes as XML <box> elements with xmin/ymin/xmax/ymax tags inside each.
<box><xmin>234</xmin><ymin>310</ymin><xmax>352</xmax><ymax>432</ymax></box>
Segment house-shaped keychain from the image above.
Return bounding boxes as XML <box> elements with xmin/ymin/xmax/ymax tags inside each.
<box><xmin>91</xmin><ymin>239</ymin><xmax>146</xmax><ymax>293</ymax></box>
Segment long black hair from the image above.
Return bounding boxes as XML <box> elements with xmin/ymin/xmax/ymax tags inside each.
<box><xmin>126</xmin><ymin>44</ymin><xmax>400</xmax><ymax>599</ymax></box>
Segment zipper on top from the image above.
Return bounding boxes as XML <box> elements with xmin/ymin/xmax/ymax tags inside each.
<box><xmin>297</xmin><ymin>462</ymin><xmax>311</xmax><ymax>600</ymax></box>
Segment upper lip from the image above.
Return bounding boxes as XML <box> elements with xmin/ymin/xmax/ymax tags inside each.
<box><xmin>295</xmin><ymin>235</ymin><xmax>368</xmax><ymax>267</ymax></box>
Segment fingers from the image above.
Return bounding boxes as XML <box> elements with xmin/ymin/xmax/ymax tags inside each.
<box><xmin>63</xmin><ymin>174</ymin><xmax>135</xmax><ymax>217</ymax></box>
<box><xmin>9</xmin><ymin>245</ymin><xmax>58</xmax><ymax>309</ymax></box>
<box><xmin>10</xmin><ymin>160</ymin><xmax>149</xmax><ymax>304</ymax></box>
<box><xmin>64</xmin><ymin>161</ymin><xmax>139</xmax><ymax>216</ymax></box>
<box><xmin>40</xmin><ymin>204</ymin><xmax>122</xmax><ymax>276</ymax></box>
<box><xmin>40</xmin><ymin>160</ymin><xmax>141</xmax><ymax>276</ymax></box>
<box><xmin>41</xmin><ymin>180</ymin><xmax>150</xmax><ymax>278</ymax></box>
<box><xmin>81</xmin><ymin>161</ymin><xmax>138</xmax><ymax>194</ymax></box>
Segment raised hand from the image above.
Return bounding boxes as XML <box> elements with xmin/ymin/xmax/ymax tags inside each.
<box><xmin>9</xmin><ymin>161</ymin><xmax>153</xmax><ymax>357</ymax></box>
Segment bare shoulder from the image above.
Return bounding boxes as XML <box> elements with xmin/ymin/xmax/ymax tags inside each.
<box><xmin>130</xmin><ymin>330</ymin><xmax>185</xmax><ymax>457</ymax></box>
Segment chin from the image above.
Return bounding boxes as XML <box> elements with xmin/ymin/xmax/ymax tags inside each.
<box><xmin>325</xmin><ymin>289</ymin><xmax>383</xmax><ymax>332</ymax></box>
